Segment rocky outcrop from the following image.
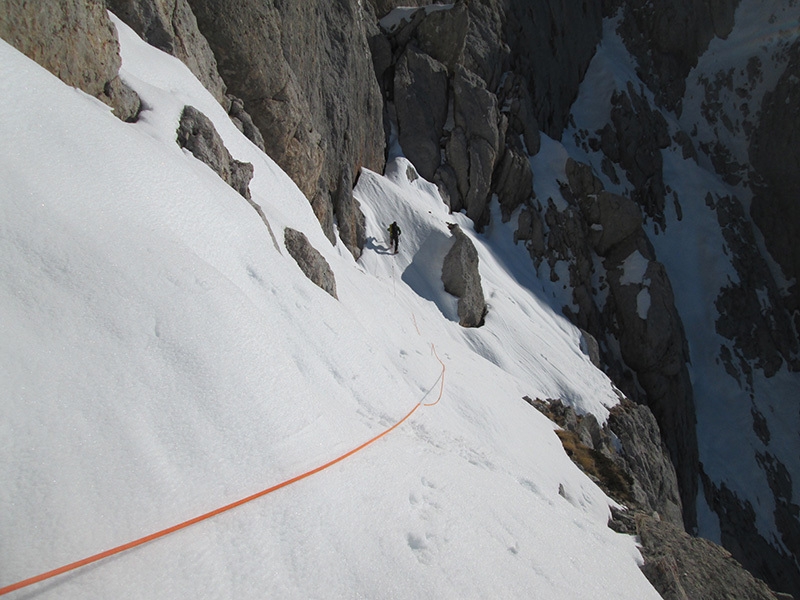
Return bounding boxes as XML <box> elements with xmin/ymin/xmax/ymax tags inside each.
<box><xmin>608</xmin><ymin>399</ymin><xmax>684</xmax><ymax>526</ymax></box>
<box><xmin>0</xmin><ymin>0</ymin><xmax>140</xmax><ymax>122</ymax></box>
<box><xmin>625</xmin><ymin>511</ymin><xmax>784</xmax><ymax>600</ymax></box>
<box><xmin>441</xmin><ymin>224</ymin><xmax>486</xmax><ymax>328</ymax></box>
<box><xmin>709</xmin><ymin>193</ymin><xmax>799</xmax><ymax>382</ymax></box>
<box><xmin>531</xmin><ymin>396</ymin><xmax>683</xmax><ymax>526</ymax></box>
<box><xmin>703</xmin><ymin>462</ymin><xmax>800</xmax><ymax>597</ymax></box>
<box><xmin>105</xmin><ymin>0</ymin><xmax>227</xmax><ymax>106</ymax></box>
<box><xmin>176</xmin><ymin>105</ymin><xmax>254</xmax><ymax>199</ymax></box>
<box><xmin>520</xmin><ymin>159</ymin><xmax>698</xmax><ymax>531</ymax></box>
<box><xmin>611</xmin><ymin>0</ymin><xmax>741</xmax><ymax>112</ymax></box>
<box><xmin>394</xmin><ymin>46</ymin><xmax>449</xmax><ymax>182</ymax></box>
<box><xmin>750</xmin><ymin>38</ymin><xmax>800</xmax><ymax>342</ymax></box>
<box><xmin>593</xmin><ymin>82</ymin><xmax>671</xmax><ymax>227</ymax></box>
<box><xmin>284</xmin><ymin>228</ymin><xmax>338</xmax><ymax>299</ymax></box>
<box><xmin>187</xmin><ymin>0</ymin><xmax>384</xmax><ymax>256</ymax></box>
<box><xmin>450</xmin><ymin>65</ymin><xmax>504</xmax><ymax>224</ymax></box>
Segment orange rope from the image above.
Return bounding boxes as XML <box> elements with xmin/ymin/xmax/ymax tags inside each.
<box><xmin>0</xmin><ymin>346</ymin><xmax>446</xmax><ymax>596</ymax></box>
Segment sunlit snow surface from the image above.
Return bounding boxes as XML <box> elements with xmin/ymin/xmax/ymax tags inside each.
<box><xmin>0</xmin><ymin>15</ymin><xmax>660</xmax><ymax>600</ymax></box>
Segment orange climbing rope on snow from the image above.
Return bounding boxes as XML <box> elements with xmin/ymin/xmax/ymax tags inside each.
<box><xmin>0</xmin><ymin>343</ymin><xmax>446</xmax><ymax>597</ymax></box>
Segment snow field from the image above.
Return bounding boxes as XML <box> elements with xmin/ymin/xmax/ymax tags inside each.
<box><xmin>0</xmin><ymin>15</ymin><xmax>661</xmax><ymax>599</ymax></box>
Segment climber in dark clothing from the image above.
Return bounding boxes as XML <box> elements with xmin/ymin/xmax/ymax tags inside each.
<box><xmin>388</xmin><ymin>221</ymin><xmax>401</xmax><ymax>254</ymax></box>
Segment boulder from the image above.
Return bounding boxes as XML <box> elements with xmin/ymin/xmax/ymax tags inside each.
<box><xmin>0</xmin><ymin>0</ymin><xmax>140</xmax><ymax>122</ymax></box>
<box><xmin>176</xmin><ymin>105</ymin><xmax>253</xmax><ymax>199</ymax></box>
<box><xmin>441</xmin><ymin>224</ymin><xmax>487</xmax><ymax>328</ymax></box>
<box><xmin>227</xmin><ymin>95</ymin><xmax>266</xmax><ymax>152</ymax></box>
<box><xmin>394</xmin><ymin>46</ymin><xmax>449</xmax><ymax>182</ymax></box>
<box><xmin>284</xmin><ymin>228</ymin><xmax>338</xmax><ymax>299</ymax></box>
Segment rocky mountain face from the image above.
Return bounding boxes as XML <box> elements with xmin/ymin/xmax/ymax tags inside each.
<box><xmin>2</xmin><ymin>0</ymin><xmax>798</xmax><ymax>597</ymax></box>
<box><xmin>0</xmin><ymin>0</ymin><xmax>140</xmax><ymax>121</ymax></box>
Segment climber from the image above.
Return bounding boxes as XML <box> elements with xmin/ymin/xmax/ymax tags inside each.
<box><xmin>388</xmin><ymin>221</ymin><xmax>401</xmax><ymax>255</ymax></box>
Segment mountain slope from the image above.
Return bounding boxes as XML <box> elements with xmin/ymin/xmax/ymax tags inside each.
<box><xmin>0</xmin><ymin>19</ymin><xmax>660</xmax><ymax>599</ymax></box>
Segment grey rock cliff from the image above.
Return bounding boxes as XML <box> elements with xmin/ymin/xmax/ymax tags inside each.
<box><xmin>187</xmin><ymin>0</ymin><xmax>385</xmax><ymax>256</ymax></box>
<box><xmin>632</xmin><ymin>512</ymin><xmax>783</xmax><ymax>600</ymax></box>
<box><xmin>105</xmin><ymin>0</ymin><xmax>227</xmax><ymax>107</ymax></box>
<box><xmin>0</xmin><ymin>0</ymin><xmax>140</xmax><ymax>122</ymax></box>
<box><xmin>525</xmin><ymin>159</ymin><xmax>699</xmax><ymax>531</ymax></box>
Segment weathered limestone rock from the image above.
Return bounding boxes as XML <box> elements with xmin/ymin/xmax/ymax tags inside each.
<box><xmin>565</xmin><ymin>160</ymin><xmax>642</xmax><ymax>256</ymax></box>
<box><xmin>284</xmin><ymin>228</ymin><xmax>338</xmax><ymax>299</ymax></box>
<box><xmin>414</xmin><ymin>0</ymin><xmax>469</xmax><ymax>72</ymax></box>
<box><xmin>709</xmin><ymin>193</ymin><xmax>799</xmax><ymax>381</ymax></box>
<box><xmin>529</xmin><ymin>397</ymin><xmax>682</xmax><ymax>526</ymax></box>
<box><xmin>632</xmin><ymin>512</ymin><xmax>783</xmax><ymax>600</ymax></box>
<box><xmin>703</xmin><ymin>472</ymin><xmax>800</xmax><ymax>598</ymax></box>
<box><xmin>441</xmin><ymin>224</ymin><xmax>486</xmax><ymax>328</ymax></box>
<box><xmin>0</xmin><ymin>0</ymin><xmax>141</xmax><ymax>122</ymax></box>
<box><xmin>105</xmin><ymin>0</ymin><xmax>227</xmax><ymax>106</ymax></box>
<box><xmin>608</xmin><ymin>399</ymin><xmax>683</xmax><ymax>525</ymax></box>
<box><xmin>187</xmin><ymin>0</ymin><xmax>384</xmax><ymax>253</ymax></box>
<box><xmin>605</xmin><ymin>253</ymin><xmax>698</xmax><ymax>530</ymax></box>
<box><xmin>493</xmin><ymin>145</ymin><xmax>533</xmax><ymax>222</ymax></box>
<box><xmin>333</xmin><ymin>169</ymin><xmax>367</xmax><ymax>261</ymax></box>
<box><xmin>394</xmin><ymin>46</ymin><xmax>449</xmax><ymax>182</ymax></box>
<box><xmin>452</xmin><ymin>65</ymin><xmax>503</xmax><ymax>226</ymax></box>
<box><xmin>176</xmin><ymin>105</ymin><xmax>253</xmax><ymax>199</ymax></box>
<box><xmin>497</xmin><ymin>72</ymin><xmax>541</xmax><ymax>156</ymax></box>
<box><xmin>502</xmin><ymin>0</ymin><xmax>602</xmax><ymax>136</ymax></box>
<box><xmin>227</xmin><ymin>95</ymin><xmax>266</xmax><ymax>152</ymax></box>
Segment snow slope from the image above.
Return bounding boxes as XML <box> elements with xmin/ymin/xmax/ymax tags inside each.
<box><xmin>0</xmin><ymin>16</ymin><xmax>659</xmax><ymax>600</ymax></box>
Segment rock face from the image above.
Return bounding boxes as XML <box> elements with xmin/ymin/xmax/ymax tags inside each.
<box><xmin>531</xmin><ymin>396</ymin><xmax>684</xmax><ymax>527</ymax></box>
<box><xmin>283</xmin><ymin>228</ymin><xmax>338</xmax><ymax>299</ymax></box>
<box><xmin>608</xmin><ymin>399</ymin><xmax>684</xmax><ymax>526</ymax></box>
<box><xmin>519</xmin><ymin>158</ymin><xmax>699</xmax><ymax>531</ymax></box>
<box><xmin>0</xmin><ymin>0</ymin><xmax>140</xmax><ymax>122</ymax></box>
<box><xmin>394</xmin><ymin>46</ymin><xmax>449</xmax><ymax>182</ymax></box>
<box><xmin>186</xmin><ymin>0</ymin><xmax>385</xmax><ymax>256</ymax></box>
<box><xmin>441</xmin><ymin>224</ymin><xmax>486</xmax><ymax>328</ymax></box>
<box><xmin>628</xmin><ymin>512</ymin><xmax>783</xmax><ymax>600</ymax></box>
<box><xmin>594</xmin><ymin>82</ymin><xmax>671</xmax><ymax>227</ymax></box>
<box><xmin>176</xmin><ymin>105</ymin><xmax>254</xmax><ymax>199</ymax></box>
<box><xmin>105</xmin><ymin>0</ymin><xmax>227</xmax><ymax>106</ymax></box>
<box><xmin>611</xmin><ymin>0</ymin><xmax>741</xmax><ymax>112</ymax></box>
<box><xmin>502</xmin><ymin>0</ymin><xmax>602</xmax><ymax>136</ymax></box>
<box><xmin>750</xmin><ymin>38</ymin><xmax>800</xmax><ymax>342</ymax></box>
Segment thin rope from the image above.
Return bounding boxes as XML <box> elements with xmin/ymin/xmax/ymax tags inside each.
<box><xmin>0</xmin><ymin>346</ymin><xmax>446</xmax><ymax>597</ymax></box>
